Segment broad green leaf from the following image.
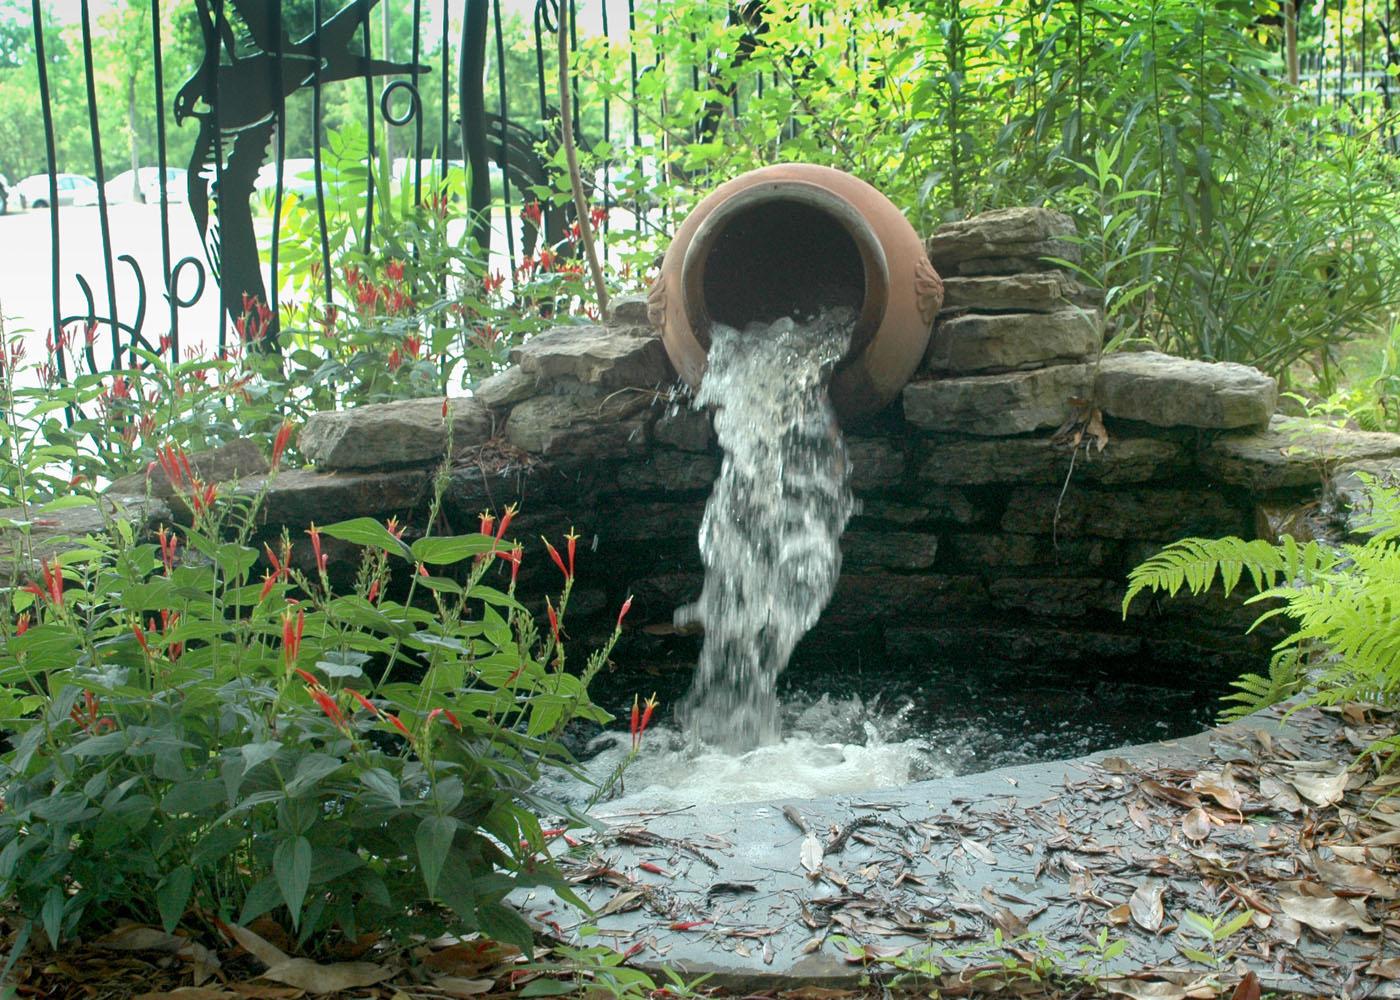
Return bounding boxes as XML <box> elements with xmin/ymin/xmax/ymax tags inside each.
<box><xmin>416</xmin><ymin>815</ymin><xmax>459</xmax><ymax>897</ymax></box>
<box><xmin>411</xmin><ymin>534</ymin><xmax>496</xmax><ymax>565</ymax></box>
<box><xmin>319</xmin><ymin>517</ymin><xmax>412</xmax><ymax>559</ymax></box>
<box><xmin>274</xmin><ymin>836</ymin><xmax>313</xmax><ymax>928</ymax></box>
<box><xmin>157</xmin><ymin>865</ymin><xmax>195</xmax><ymax>932</ymax></box>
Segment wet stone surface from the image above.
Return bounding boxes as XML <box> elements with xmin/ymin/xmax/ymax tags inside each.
<box><xmin>518</xmin><ymin>703</ymin><xmax>1399</xmax><ymax>998</ymax></box>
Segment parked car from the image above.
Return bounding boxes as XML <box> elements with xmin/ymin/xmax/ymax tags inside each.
<box><xmin>103</xmin><ymin>167</ymin><xmax>187</xmax><ymax>204</ymax></box>
<box><xmin>254</xmin><ymin>159</ymin><xmax>323</xmax><ymax>200</ymax></box>
<box><xmin>13</xmin><ymin>173</ymin><xmax>98</xmax><ymax>209</ymax></box>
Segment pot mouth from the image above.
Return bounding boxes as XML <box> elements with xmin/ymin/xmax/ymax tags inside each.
<box><xmin>680</xmin><ymin>181</ymin><xmax>889</xmax><ymax>360</ymax></box>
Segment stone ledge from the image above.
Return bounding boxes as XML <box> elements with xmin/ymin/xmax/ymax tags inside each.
<box><xmin>1095</xmin><ymin>351</ymin><xmax>1277</xmax><ymax>430</ymax></box>
<box><xmin>506</xmin><ymin>392</ymin><xmax>653</xmax><ymax>457</ymax></box>
<box><xmin>106</xmin><ymin>439</ymin><xmax>269</xmax><ymax>500</ymax></box>
<box><xmin>918</xmin><ymin>434</ymin><xmax>1186</xmax><ymax>486</ymax></box>
<box><xmin>240</xmin><ymin>468</ymin><xmax>430</xmax><ymax>526</ymax></box>
<box><xmin>924</xmin><ymin>309</ymin><xmax>1100</xmax><ymax>374</ymax></box>
<box><xmin>1001</xmin><ymin>485</ymin><xmax>1249</xmax><ymax>539</ymax></box>
<box><xmin>903</xmin><ymin>365</ymin><xmax>1092</xmax><ymax>436</ymax></box>
<box><xmin>0</xmin><ymin>496</ymin><xmax>173</xmax><ymax>570</ymax></box>
<box><xmin>925</xmin><ymin>207</ymin><xmax>1081</xmax><ymax>276</ymax></box>
<box><xmin>510</xmin><ymin>323</ymin><xmax>673</xmax><ymax>390</ymax></box>
<box><xmin>300</xmin><ymin>397</ymin><xmax>494</xmax><ymax>471</ymax></box>
<box><xmin>939</xmin><ymin>273</ymin><xmax>1086</xmax><ymax>314</ymax></box>
<box><xmin>1201</xmin><ymin>415</ymin><xmax>1400</xmax><ymax>491</ymax></box>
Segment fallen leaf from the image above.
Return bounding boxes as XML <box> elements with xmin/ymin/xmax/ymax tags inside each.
<box><xmin>1258</xmin><ymin>774</ymin><xmax>1303</xmax><ymax>813</ymax></box>
<box><xmin>1107</xmin><ymin>903</ymin><xmax>1132</xmax><ymax>925</ymax></box>
<box><xmin>1181</xmin><ymin>808</ymin><xmax>1211</xmax><ymax>841</ymax></box>
<box><xmin>1288</xmin><ymin>766</ymin><xmax>1349</xmax><ymax>807</ymax></box>
<box><xmin>1140</xmin><ymin>779</ymin><xmax>1201</xmax><ymax>810</ymax></box>
<box><xmin>1191</xmin><ymin>777</ymin><xmax>1243</xmax><ymax>812</ymax></box>
<box><xmin>800</xmin><ymin>833</ymin><xmax>824</xmax><ymax>877</ymax></box>
<box><xmin>1101</xmin><ymin>757</ymin><xmax>1134</xmax><ymax>774</ymax></box>
<box><xmin>262</xmin><ymin>958</ymin><xmax>393</xmax><ymax>993</ymax></box>
<box><xmin>223</xmin><ymin>922</ymin><xmax>289</xmax><ymax>968</ymax></box>
<box><xmin>1311</xmin><ymin>853</ymin><xmax>1400</xmax><ymax>898</ymax></box>
<box><xmin>1229</xmin><ymin>972</ymin><xmax>1261</xmax><ymax>1000</ymax></box>
<box><xmin>1101</xmin><ymin>977</ymin><xmax>1216</xmax><ymax>1000</ymax></box>
<box><xmin>1129</xmin><ymin>884</ymin><xmax>1164</xmax><ymax>933</ymax></box>
<box><xmin>779</xmin><ymin>988</ymin><xmax>856</xmax><ymax>1000</ymax></box>
<box><xmin>596</xmin><ymin>889</ymin><xmax>644</xmax><ymax>917</ymax></box>
<box><xmin>960</xmin><ymin>837</ymin><xmax>998</xmax><ymax>865</ymax></box>
<box><xmin>1128</xmin><ymin>801</ymin><xmax>1153</xmax><ymax>833</ymax></box>
<box><xmin>135</xmin><ymin>991</ymin><xmax>236</xmax><ymax>1000</ymax></box>
<box><xmin>1278</xmin><ymin>890</ymin><xmax>1379</xmax><ymax>934</ymax></box>
<box><xmin>1368</xmin><ymin>957</ymin><xmax>1400</xmax><ymax>980</ymax></box>
<box><xmin>431</xmin><ymin>978</ymin><xmax>494</xmax><ymax>998</ymax></box>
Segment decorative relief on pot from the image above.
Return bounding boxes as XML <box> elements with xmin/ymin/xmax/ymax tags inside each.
<box><xmin>914</xmin><ymin>254</ymin><xmax>945</xmax><ymax>329</ymax></box>
<box><xmin>646</xmin><ymin>273</ymin><xmax>668</xmax><ymax>336</ymax></box>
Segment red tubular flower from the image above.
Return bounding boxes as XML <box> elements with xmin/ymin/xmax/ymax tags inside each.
<box><xmin>441</xmin><ymin>397</ymin><xmax>449</xmax><ymax>419</ymax></box>
<box><xmin>616</xmin><ymin>595</ymin><xmax>633</xmax><ymax>631</ymax></box>
<box><xmin>545</xmin><ymin>597</ymin><xmax>560</xmax><ymax>643</ymax></box>
<box><xmin>543</xmin><ymin>538</ymin><xmax>569</xmax><ymax>581</ymax></box>
<box><xmin>294</xmin><ymin>667</ymin><xmax>320</xmax><ymax>687</ymax></box>
<box><xmin>496</xmin><ymin>503</ymin><xmax>516</xmax><ymax>541</ymax></box>
<box><xmin>385</xmin><ymin>258</ymin><xmax>405</xmax><ymax>282</ymax></box>
<box><xmin>71</xmin><ymin>690</ymin><xmax>115</xmax><ymax>734</ymax></box>
<box><xmin>271</xmin><ymin>421</ymin><xmax>293</xmax><ymax>470</ymax></box>
<box><xmin>521</xmin><ymin>201</ymin><xmax>543</xmax><ymax>227</ymax></box>
<box><xmin>503</xmin><ymin>546</ymin><xmax>523</xmax><ymax>588</ymax></box>
<box><xmin>132</xmin><ymin>621</ymin><xmax>150</xmax><ymax>655</ymax></box>
<box><xmin>282</xmin><ymin>607</ymin><xmax>305</xmax><ymax>666</ymax></box>
<box><xmin>264</xmin><ymin>542</ymin><xmax>286</xmax><ymax>581</ymax></box>
<box><xmin>41</xmin><ymin>560</ymin><xmax>64</xmax><ymax>608</ymax></box>
<box><xmin>307</xmin><ymin>523</ymin><xmax>326</xmax><ymax>574</ymax></box>
<box><xmin>161</xmin><ymin>609</ymin><xmax>183</xmax><ymax>660</ymax></box>
<box><xmin>427</xmin><ymin>707</ymin><xmax>462</xmax><ymax>731</ymax></box>
<box><xmin>15</xmin><ymin>613</ymin><xmax>30</xmax><ymax>636</ymax></box>
<box><xmin>309</xmin><ymin>687</ymin><xmax>348</xmax><ymax>731</ymax></box>
<box><xmin>416</xmin><ymin>562</ymin><xmax>429</xmax><ymax>578</ymax></box>
<box><xmin>479</xmin><ymin>510</ymin><xmax>496</xmax><ymax>537</ymax></box>
<box><xmin>366</xmin><ymin>578</ymin><xmax>381</xmax><ymax>604</ymax></box>
<box><xmin>387</xmin><ymin>712</ymin><xmax>412</xmax><ymax>739</ymax></box>
<box><xmin>565</xmin><ymin>529</ymin><xmax>578</xmax><ymax>580</ymax></box>
<box><xmin>629</xmin><ymin>694</ymin><xmax>640</xmax><ymax>750</ymax></box>
<box><xmin>157</xmin><ymin>526</ymin><xmax>178</xmax><ymax>576</ymax></box>
<box><xmin>347</xmin><ymin>689</ymin><xmax>382</xmax><ymax>717</ymax></box>
<box><xmin>385</xmin><ymin>516</ymin><xmax>405</xmax><ymax>541</ymax></box>
<box><xmin>631</xmin><ymin>693</ymin><xmax>658</xmax><ymax>752</ymax></box>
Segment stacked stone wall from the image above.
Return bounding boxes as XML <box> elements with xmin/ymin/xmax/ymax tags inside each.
<box><xmin>67</xmin><ymin>208</ymin><xmax>1400</xmax><ymax>691</ymax></box>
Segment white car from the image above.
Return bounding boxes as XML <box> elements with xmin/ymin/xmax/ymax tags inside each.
<box><xmin>254</xmin><ymin>159</ymin><xmax>323</xmax><ymax>199</ymax></box>
<box><xmin>103</xmin><ymin>167</ymin><xmax>187</xmax><ymax>204</ymax></box>
<box><xmin>13</xmin><ymin>173</ymin><xmax>98</xmax><ymax>209</ymax></box>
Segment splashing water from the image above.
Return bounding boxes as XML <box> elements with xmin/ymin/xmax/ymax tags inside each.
<box><xmin>676</xmin><ymin>309</ymin><xmax>857</xmax><ymax>752</ymax></box>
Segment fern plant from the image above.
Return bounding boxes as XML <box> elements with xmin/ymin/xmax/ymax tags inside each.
<box><xmin>1123</xmin><ymin>475</ymin><xmax>1400</xmax><ymax>724</ymax></box>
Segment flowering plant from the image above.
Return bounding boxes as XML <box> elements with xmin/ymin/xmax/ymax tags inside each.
<box><xmin>0</xmin><ymin>448</ymin><xmax>627</xmax><ymax>953</ymax></box>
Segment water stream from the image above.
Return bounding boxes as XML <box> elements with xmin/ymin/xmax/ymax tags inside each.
<box><xmin>674</xmin><ymin>309</ymin><xmax>857</xmax><ymax>752</ymax></box>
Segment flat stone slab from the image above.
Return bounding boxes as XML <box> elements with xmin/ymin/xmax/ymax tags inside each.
<box><xmin>1201</xmin><ymin>415</ymin><xmax>1400</xmax><ymax>491</ymax></box>
<box><xmin>608</xmin><ymin>294</ymin><xmax>651</xmax><ymax>327</ymax></box>
<box><xmin>924</xmin><ymin>309</ymin><xmax>1101</xmax><ymax>374</ymax></box>
<box><xmin>1095</xmin><ymin>352</ymin><xmax>1277</xmax><ymax>430</ymax></box>
<box><xmin>939</xmin><ymin>272</ymin><xmax>1087</xmax><ymax>313</ymax></box>
<box><xmin>510</xmin><ymin>324</ymin><xmax>673</xmax><ymax>390</ymax></box>
<box><xmin>918</xmin><ymin>434</ymin><xmax>1187</xmax><ymax>486</ymax></box>
<box><xmin>506</xmin><ymin>392</ymin><xmax>652</xmax><ymax>457</ymax></box>
<box><xmin>106</xmin><ymin>439</ymin><xmax>269</xmax><ymax>500</ymax></box>
<box><xmin>0</xmin><ymin>496</ymin><xmax>171</xmax><ymax>570</ymax></box>
<box><xmin>1001</xmin><ymin>484</ymin><xmax>1249</xmax><ymax>539</ymax></box>
<box><xmin>241</xmin><ymin>467</ymin><xmax>429</xmax><ymax>526</ymax></box>
<box><xmin>903</xmin><ymin>365</ymin><xmax>1092</xmax><ymax>436</ymax></box>
<box><xmin>473</xmin><ymin>365</ymin><xmax>539</xmax><ymax>409</ymax></box>
<box><xmin>518</xmin><ymin>703</ymin><xmax>1397</xmax><ymax>997</ymax></box>
<box><xmin>300</xmin><ymin>397</ymin><xmax>493</xmax><ymax>471</ymax></box>
<box><xmin>925</xmin><ymin>207</ymin><xmax>1080</xmax><ymax>276</ymax></box>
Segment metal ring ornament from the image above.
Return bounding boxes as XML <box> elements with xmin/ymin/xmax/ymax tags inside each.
<box><xmin>380</xmin><ymin>79</ymin><xmax>422</xmax><ymax>126</ymax></box>
<box><xmin>534</xmin><ymin>0</ymin><xmax>559</xmax><ymax>34</ymax></box>
<box><xmin>169</xmin><ymin>256</ymin><xmax>207</xmax><ymax>310</ymax></box>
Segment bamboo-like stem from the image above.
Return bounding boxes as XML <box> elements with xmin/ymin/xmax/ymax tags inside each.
<box><xmin>557</xmin><ymin>3</ymin><xmax>608</xmax><ymax>315</ymax></box>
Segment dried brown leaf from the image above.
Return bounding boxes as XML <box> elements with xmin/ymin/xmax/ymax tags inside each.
<box><xmin>1287</xmin><ymin>766</ymin><xmax>1350</xmax><ymax>807</ymax></box>
<box><xmin>959</xmin><ymin>837</ymin><xmax>998</xmax><ymax>865</ymax></box>
<box><xmin>1311</xmin><ymin>853</ymin><xmax>1400</xmax><ymax>898</ymax></box>
<box><xmin>1182</xmin><ymin>808</ymin><xmax>1211</xmax><ymax>842</ymax></box>
<box><xmin>261</xmin><ymin>957</ymin><xmax>393</xmax><ymax>993</ymax></box>
<box><xmin>134</xmin><ymin>991</ymin><xmax>237</xmax><ymax>1000</ymax></box>
<box><xmin>1129</xmin><ymin>884</ymin><xmax>1165</xmax><ymax>933</ymax></box>
<box><xmin>1277</xmin><ymin>890</ymin><xmax>1379</xmax><ymax>934</ymax></box>
<box><xmin>1258</xmin><ymin>774</ymin><xmax>1303</xmax><ymax>813</ymax></box>
<box><xmin>1367</xmin><ymin>957</ymin><xmax>1400</xmax><ymax>980</ymax></box>
<box><xmin>1229</xmin><ymin>971</ymin><xmax>1261</xmax><ymax>1000</ymax></box>
<box><xmin>431</xmin><ymin>977</ymin><xmax>495</xmax><ymax>998</ymax></box>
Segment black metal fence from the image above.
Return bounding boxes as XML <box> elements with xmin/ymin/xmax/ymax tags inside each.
<box><xmin>14</xmin><ymin>0</ymin><xmax>1400</xmax><ymax>382</ymax></box>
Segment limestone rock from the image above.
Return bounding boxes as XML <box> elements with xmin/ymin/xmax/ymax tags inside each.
<box><xmin>918</xmin><ymin>434</ymin><xmax>1185</xmax><ymax>486</ymax></box>
<box><xmin>240</xmin><ymin>468</ymin><xmax>429</xmax><ymax>527</ymax></box>
<box><xmin>923</xmin><ymin>309</ymin><xmax>1101</xmax><ymax>374</ymax></box>
<box><xmin>300</xmin><ymin>397</ymin><xmax>493</xmax><ymax>471</ymax></box>
<box><xmin>617</xmin><ymin>452</ymin><xmax>719</xmax><ymax>493</ymax></box>
<box><xmin>925</xmin><ymin>208</ymin><xmax>1080</xmax><ymax>276</ymax></box>
<box><xmin>107</xmin><ymin>439</ymin><xmax>270</xmax><ymax>499</ymax></box>
<box><xmin>510</xmin><ymin>324</ymin><xmax>672</xmax><ymax>390</ymax></box>
<box><xmin>473</xmin><ymin>365</ymin><xmax>538</xmax><ymax>409</ymax></box>
<box><xmin>1094</xmin><ymin>351</ymin><xmax>1276</xmax><ymax>430</ymax></box>
<box><xmin>1001</xmin><ymin>486</ymin><xmax>1248</xmax><ymax>539</ymax></box>
<box><xmin>940</xmin><ymin>273</ymin><xmax>1085</xmax><ymax>313</ymax></box>
<box><xmin>902</xmin><ymin>365</ymin><xmax>1092</xmax><ymax>436</ymax></box>
<box><xmin>841</xmin><ymin>530</ymin><xmax>940</xmax><ymax>571</ymax></box>
<box><xmin>653</xmin><ymin>405</ymin><xmax>713</xmax><ymax>452</ymax></box>
<box><xmin>0</xmin><ymin>496</ymin><xmax>172</xmax><ymax>569</ymax></box>
<box><xmin>847</xmin><ymin>436</ymin><xmax>906</xmax><ymax>491</ymax></box>
<box><xmin>608</xmin><ymin>295</ymin><xmax>651</xmax><ymax>327</ymax></box>
<box><xmin>505</xmin><ymin>393</ymin><xmax>650</xmax><ymax>457</ymax></box>
<box><xmin>943</xmin><ymin>532</ymin><xmax>1119</xmax><ymax>574</ymax></box>
<box><xmin>988</xmin><ymin>577</ymin><xmax>1121</xmax><ymax>619</ymax></box>
<box><xmin>1200</xmin><ymin>415</ymin><xmax>1400</xmax><ymax>491</ymax></box>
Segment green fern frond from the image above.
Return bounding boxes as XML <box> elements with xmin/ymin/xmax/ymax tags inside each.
<box><xmin>1219</xmin><ymin>649</ymin><xmax>1307</xmax><ymax>721</ymax></box>
<box><xmin>1121</xmin><ymin>535</ymin><xmax>1335</xmax><ymax>617</ymax></box>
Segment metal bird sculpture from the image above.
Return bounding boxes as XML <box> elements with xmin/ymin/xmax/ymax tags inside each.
<box><xmin>175</xmin><ymin>0</ymin><xmax>427</xmax><ymax>349</ymax></box>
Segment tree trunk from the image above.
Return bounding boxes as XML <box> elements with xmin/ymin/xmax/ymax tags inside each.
<box><xmin>1285</xmin><ymin>1</ymin><xmax>1299</xmax><ymax>87</ymax></box>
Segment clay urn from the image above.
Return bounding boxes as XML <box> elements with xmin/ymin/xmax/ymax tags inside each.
<box><xmin>647</xmin><ymin>163</ymin><xmax>943</xmax><ymax>421</ymax></box>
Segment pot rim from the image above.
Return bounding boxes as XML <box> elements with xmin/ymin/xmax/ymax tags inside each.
<box><xmin>679</xmin><ymin>179</ymin><xmax>891</xmax><ymax>363</ymax></box>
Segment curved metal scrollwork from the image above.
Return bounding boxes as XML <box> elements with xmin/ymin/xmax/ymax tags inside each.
<box><xmin>380</xmin><ymin>79</ymin><xmax>423</xmax><ymax>127</ymax></box>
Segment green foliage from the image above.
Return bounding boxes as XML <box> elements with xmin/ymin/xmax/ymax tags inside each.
<box><xmin>0</xmin><ymin>447</ymin><xmax>626</xmax><ymax>951</ymax></box>
<box><xmin>1124</xmin><ymin>475</ymin><xmax>1400</xmax><ymax>726</ymax></box>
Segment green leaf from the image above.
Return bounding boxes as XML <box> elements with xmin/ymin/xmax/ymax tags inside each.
<box><xmin>521</xmin><ymin>980</ymin><xmax>577</xmax><ymax>997</ymax></box>
<box><xmin>161</xmin><ymin>780</ymin><xmax>226</xmax><ymax>816</ymax></box>
<box><xmin>286</xmin><ymin>753</ymin><xmax>343</xmax><ymax>796</ymax></box>
<box><xmin>157</xmin><ymin>865</ymin><xmax>194</xmax><ymax>932</ymax></box>
<box><xmin>239</xmin><ymin>876</ymin><xmax>283</xmax><ymax>925</ymax></box>
<box><xmin>274</xmin><ymin>836</ymin><xmax>313</xmax><ymax>928</ymax></box>
<box><xmin>416</xmin><ymin>815</ymin><xmax>459</xmax><ymax>897</ymax></box>
<box><xmin>359</xmin><ymin>767</ymin><xmax>401</xmax><ymax>808</ymax></box>
<box><xmin>319</xmin><ymin>517</ymin><xmax>413</xmax><ymax>559</ymax></box>
<box><xmin>477</xmin><ymin>900</ymin><xmax>534</xmax><ymax>952</ymax></box>
<box><xmin>41</xmin><ymin>887</ymin><xmax>65</xmax><ymax>948</ymax></box>
<box><xmin>316</xmin><ymin>650</ymin><xmax>370</xmax><ymax>678</ymax></box>
<box><xmin>411</xmin><ymin>534</ymin><xmax>496</xmax><ymax>565</ymax></box>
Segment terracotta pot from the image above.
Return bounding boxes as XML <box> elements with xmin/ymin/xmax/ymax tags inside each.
<box><xmin>647</xmin><ymin>163</ymin><xmax>943</xmax><ymax>420</ymax></box>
